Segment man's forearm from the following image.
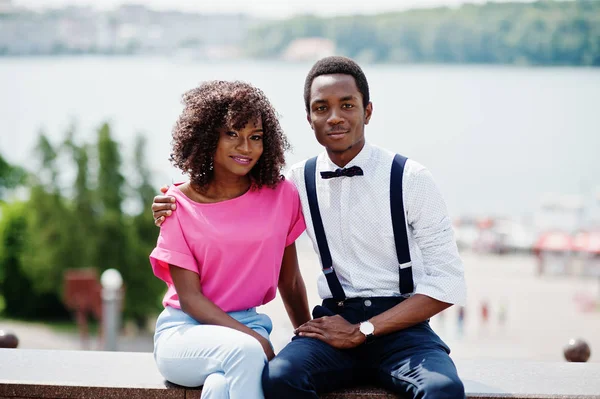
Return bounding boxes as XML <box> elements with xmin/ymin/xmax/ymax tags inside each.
<box><xmin>368</xmin><ymin>294</ymin><xmax>452</xmax><ymax>337</ymax></box>
<box><xmin>279</xmin><ymin>279</ymin><xmax>311</xmax><ymax>329</ymax></box>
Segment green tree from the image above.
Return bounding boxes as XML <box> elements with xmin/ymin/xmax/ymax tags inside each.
<box><xmin>0</xmin><ymin>153</ymin><xmax>27</xmax><ymax>201</ymax></box>
<box><xmin>96</xmin><ymin>123</ymin><xmax>125</xmax><ymax>214</ymax></box>
<box><xmin>93</xmin><ymin>123</ymin><xmax>149</xmax><ymax>320</ymax></box>
<box><xmin>0</xmin><ymin>201</ymin><xmax>37</xmax><ymax>318</ymax></box>
<box><xmin>19</xmin><ymin>134</ymin><xmax>73</xmax><ymax>318</ymax></box>
<box><xmin>93</xmin><ymin>122</ymin><xmax>127</xmax><ymax>275</ymax></box>
<box><xmin>125</xmin><ymin>134</ymin><xmax>164</xmax><ymax>323</ymax></box>
<box><xmin>63</xmin><ymin>128</ymin><xmax>96</xmax><ymax>269</ymax></box>
<box><xmin>0</xmin><ymin>124</ymin><xmax>168</xmax><ymax>322</ymax></box>
<box><xmin>243</xmin><ymin>0</ymin><xmax>600</xmax><ymax>66</ymax></box>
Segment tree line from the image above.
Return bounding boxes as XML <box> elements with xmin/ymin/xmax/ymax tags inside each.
<box><xmin>245</xmin><ymin>0</ymin><xmax>600</xmax><ymax>66</ymax></box>
<box><xmin>0</xmin><ymin>124</ymin><xmax>164</xmax><ymax>325</ymax></box>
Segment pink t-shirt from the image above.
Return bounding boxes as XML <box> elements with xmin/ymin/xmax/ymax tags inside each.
<box><xmin>149</xmin><ymin>179</ymin><xmax>305</xmax><ymax>312</ymax></box>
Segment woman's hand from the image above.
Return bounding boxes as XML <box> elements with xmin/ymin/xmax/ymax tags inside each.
<box><xmin>255</xmin><ymin>334</ymin><xmax>276</xmax><ymax>360</ymax></box>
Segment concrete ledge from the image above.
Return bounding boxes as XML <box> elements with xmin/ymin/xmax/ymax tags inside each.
<box><xmin>0</xmin><ymin>349</ymin><xmax>184</xmax><ymax>399</ymax></box>
<box><xmin>1</xmin><ymin>349</ymin><xmax>599</xmax><ymax>398</ymax></box>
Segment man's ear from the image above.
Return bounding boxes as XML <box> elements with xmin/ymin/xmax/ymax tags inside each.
<box><xmin>364</xmin><ymin>102</ymin><xmax>373</xmax><ymax>125</ymax></box>
<box><xmin>306</xmin><ymin>113</ymin><xmax>313</xmax><ymax>130</ymax></box>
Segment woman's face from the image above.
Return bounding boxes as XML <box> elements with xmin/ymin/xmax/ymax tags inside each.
<box><xmin>212</xmin><ymin>118</ymin><xmax>264</xmax><ymax>180</ymax></box>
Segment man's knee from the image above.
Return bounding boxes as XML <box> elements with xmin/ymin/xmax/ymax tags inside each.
<box><xmin>423</xmin><ymin>375</ymin><xmax>465</xmax><ymax>399</ymax></box>
<box><xmin>262</xmin><ymin>357</ymin><xmax>290</xmax><ymax>393</ymax></box>
<box><xmin>262</xmin><ymin>356</ymin><xmax>307</xmax><ymax>398</ymax></box>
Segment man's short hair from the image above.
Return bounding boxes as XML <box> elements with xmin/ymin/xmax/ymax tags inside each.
<box><xmin>303</xmin><ymin>56</ymin><xmax>370</xmax><ymax>112</ymax></box>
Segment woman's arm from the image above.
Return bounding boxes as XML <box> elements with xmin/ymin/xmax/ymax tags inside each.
<box><xmin>169</xmin><ymin>264</ymin><xmax>275</xmax><ymax>359</ymax></box>
<box><xmin>277</xmin><ymin>243</ymin><xmax>311</xmax><ymax>329</ymax></box>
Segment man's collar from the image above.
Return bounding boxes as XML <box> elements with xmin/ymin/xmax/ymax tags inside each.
<box><xmin>323</xmin><ymin>141</ymin><xmax>372</xmax><ymax>170</ymax></box>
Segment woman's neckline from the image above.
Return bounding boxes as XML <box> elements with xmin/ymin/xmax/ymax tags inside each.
<box><xmin>174</xmin><ymin>181</ymin><xmax>253</xmax><ymax>206</ymax></box>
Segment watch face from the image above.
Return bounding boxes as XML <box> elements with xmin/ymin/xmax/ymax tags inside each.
<box><xmin>360</xmin><ymin>321</ymin><xmax>374</xmax><ymax>335</ymax></box>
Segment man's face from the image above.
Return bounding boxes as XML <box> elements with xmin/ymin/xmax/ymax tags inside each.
<box><xmin>307</xmin><ymin>74</ymin><xmax>372</xmax><ymax>157</ymax></box>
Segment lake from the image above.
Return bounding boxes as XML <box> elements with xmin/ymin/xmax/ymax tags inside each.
<box><xmin>1</xmin><ymin>56</ymin><xmax>599</xmax><ymax>218</ymax></box>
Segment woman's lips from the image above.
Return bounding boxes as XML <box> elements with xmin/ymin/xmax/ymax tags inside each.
<box><xmin>231</xmin><ymin>156</ymin><xmax>252</xmax><ymax>165</ymax></box>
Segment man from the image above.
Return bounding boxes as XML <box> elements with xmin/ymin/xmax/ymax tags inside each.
<box><xmin>153</xmin><ymin>56</ymin><xmax>467</xmax><ymax>398</ymax></box>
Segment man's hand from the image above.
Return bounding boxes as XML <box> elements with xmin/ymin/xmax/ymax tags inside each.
<box><xmin>152</xmin><ymin>185</ymin><xmax>176</xmax><ymax>226</ymax></box>
<box><xmin>294</xmin><ymin>315</ymin><xmax>365</xmax><ymax>349</ymax></box>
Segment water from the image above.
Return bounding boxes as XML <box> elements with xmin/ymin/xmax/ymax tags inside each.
<box><xmin>1</xmin><ymin>56</ymin><xmax>599</xmax><ymax>218</ymax></box>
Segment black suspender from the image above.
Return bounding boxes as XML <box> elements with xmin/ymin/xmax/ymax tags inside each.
<box><xmin>304</xmin><ymin>156</ymin><xmax>346</xmax><ymax>302</ymax></box>
<box><xmin>304</xmin><ymin>154</ymin><xmax>414</xmax><ymax>300</ymax></box>
<box><xmin>390</xmin><ymin>154</ymin><xmax>415</xmax><ymax>297</ymax></box>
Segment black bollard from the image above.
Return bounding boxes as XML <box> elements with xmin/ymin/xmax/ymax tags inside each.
<box><xmin>0</xmin><ymin>330</ymin><xmax>19</xmax><ymax>348</ymax></box>
<box><xmin>563</xmin><ymin>338</ymin><xmax>591</xmax><ymax>362</ymax></box>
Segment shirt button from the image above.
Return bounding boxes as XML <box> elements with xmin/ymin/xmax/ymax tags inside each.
<box><xmin>364</xmin><ymin>299</ymin><xmax>372</xmax><ymax>307</ymax></box>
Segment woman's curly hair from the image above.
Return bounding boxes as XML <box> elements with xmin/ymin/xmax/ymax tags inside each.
<box><xmin>170</xmin><ymin>80</ymin><xmax>289</xmax><ymax>189</ymax></box>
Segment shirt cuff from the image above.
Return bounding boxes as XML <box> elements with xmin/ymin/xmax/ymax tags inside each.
<box><xmin>286</xmin><ymin>218</ymin><xmax>306</xmax><ymax>247</ymax></box>
<box><xmin>415</xmin><ymin>277</ymin><xmax>467</xmax><ymax>307</ymax></box>
<box><xmin>150</xmin><ymin>247</ymin><xmax>198</xmax><ymax>283</ymax></box>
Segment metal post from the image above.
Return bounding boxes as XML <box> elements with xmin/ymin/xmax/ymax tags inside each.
<box><xmin>101</xmin><ymin>269</ymin><xmax>123</xmax><ymax>351</ymax></box>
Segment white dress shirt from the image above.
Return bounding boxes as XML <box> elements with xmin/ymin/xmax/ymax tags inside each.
<box><xmin>286</xmin><ymin>142</ymin><xmax>467</xmax><ymax>306</ymax></box>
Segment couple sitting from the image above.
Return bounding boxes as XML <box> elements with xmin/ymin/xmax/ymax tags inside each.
<box><xmin>149</xmin><ymin>56</ymin><xmax>467</xmax><ymax>399</ymax></box>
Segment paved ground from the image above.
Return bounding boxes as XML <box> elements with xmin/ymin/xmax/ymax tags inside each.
<box><xmin>2</xmin><ymin>236</ymin><xmax>599</xmax><ymax>362</ymax></box>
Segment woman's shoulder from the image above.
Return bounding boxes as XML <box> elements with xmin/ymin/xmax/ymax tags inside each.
<box><xmin>272</xmin><ymin>177</ymin><xmax>299</xmax><ymax>197</ymax></box>
<box><xmin>253</xmin><ymin>178</ymin><xmax>299</xmax><ymax>203</ymax></box>
<box><xmin>166</xmin><ymin>182</ymin><xmax>186</xmax><ymax>197</ymax></box>
<box><xmin>162</xmin><ymin>184</ymin><xmax>185</xmax><ymax>207</ymax></box>
<box><xmin>166</xmin><ymin>182</ymin><xmax>205</xmax><ymax>205</ymax></box>
<box><xmin>164</xmin><ymin>183</ymin><xmax>202</xmax><ymax>214</ymax></box>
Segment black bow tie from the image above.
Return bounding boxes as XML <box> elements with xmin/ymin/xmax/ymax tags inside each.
<box><xmin>320</xmin><ymin>166</ymin><xmax>364</xmax><ymax>179</ymax></box>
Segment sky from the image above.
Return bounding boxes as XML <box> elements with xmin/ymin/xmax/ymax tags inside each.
<box><xmin>12</xmin><ymin>0</ymin><xmax>533</xmax><ymax>18</ymax></box>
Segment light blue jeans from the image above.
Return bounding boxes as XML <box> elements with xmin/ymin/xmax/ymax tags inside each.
<box><xmin>154</xmin><ymin>306</ymin><xmax>273</xmax><ymax>399</ymax></box>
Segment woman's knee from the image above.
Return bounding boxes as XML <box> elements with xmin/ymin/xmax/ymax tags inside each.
<box><xmin>202</xmin><ymin>373</ymin><xmax>229</xmax><ymax>399</ymax></box>
<box><xmin>155</xmin><ymin>357</ymin><xmax>207</xmax><ymax>387</ymax></box>
<box><xmin>225</xmin><ymin>334</ymin><xmax>266</xmax><ymax>368</ymax></box>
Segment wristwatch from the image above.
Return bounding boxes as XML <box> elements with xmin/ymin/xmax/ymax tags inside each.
<box><xmin>359</xmin><ymin>321</ymin><xmax>375</xmax><ymax>344</ymax></box>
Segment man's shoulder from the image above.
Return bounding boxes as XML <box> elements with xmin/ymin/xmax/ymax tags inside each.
<box><xmin>285</xmin><ymin>156</ymin><xmax>319</xmax><ymax>187</ymax></box>
<box><xmin>371</xmin><ymin>144</ymin><xmax>427</xmax><ymax>176</ymax></box>
<box><xmin>404</xmin><ymin>158</ymin><xmax>427</xmax><ymax>176</ymax></box>
<box><xmin>288</xmin><ymin>158</ymin><xmax>310</xmax><ymax>174</ymax></box>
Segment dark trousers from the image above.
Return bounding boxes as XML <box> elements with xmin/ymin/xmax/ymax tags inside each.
<box><xmin>262</xmin><ymin>297</ymin><xmax>465</xmax><ymax>399</ymax></box>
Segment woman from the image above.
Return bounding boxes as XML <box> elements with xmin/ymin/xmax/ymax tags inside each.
<box><xmin>150</xmin><ymin>80</ymin><xmax>310</xmax><ymax>399</ymax></box>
